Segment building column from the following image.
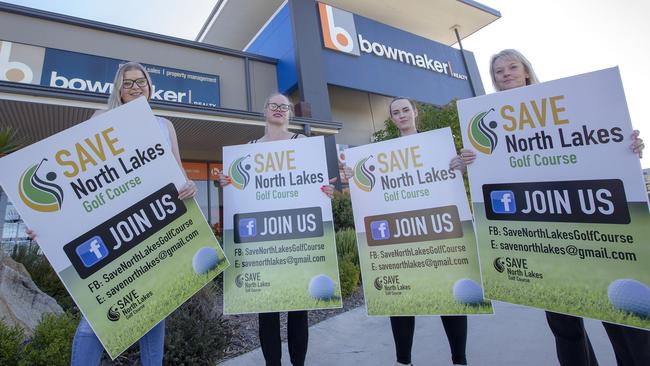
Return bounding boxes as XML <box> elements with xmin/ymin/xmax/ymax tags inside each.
<box><xmin>0</xmin><ymin>188</ymin><xmax>7</xmax><ymax>250</ymax></box>
<box><xmin>452</xmin><ymin>26</ymin><xmax>485</xmax><ymax>97</ymax></box>
<box><xmin>288</xmin><ymin>0</ymin><xmax>332</xmax><ymax>120</ymax></box>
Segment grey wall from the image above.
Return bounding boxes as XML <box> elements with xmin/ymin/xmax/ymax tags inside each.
<box><xmin>329</xmin><ymin>86</ymin><xmax>392</xmax><ymax>146</ymax></box>
<box><xmin>250</xmin><ymin>60</ymin><xmax>279</xmax><ymax>112</ymax></box>
<box><xmin>0</xmin><ymin>11</ymin><xmax>278</xmax><ymax>111</ymax></box>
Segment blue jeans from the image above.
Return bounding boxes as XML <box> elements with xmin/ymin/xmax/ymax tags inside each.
<box><xmin>70</xmin><ymin>316</ymin><xmax>165</xmax><ymax>366</ymax></box>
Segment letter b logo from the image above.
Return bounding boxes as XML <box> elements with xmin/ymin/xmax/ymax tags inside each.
<box><xmin>318</xmin><ymin>3</ymin><xmax>360</xmax><ymax>56</ymax></box>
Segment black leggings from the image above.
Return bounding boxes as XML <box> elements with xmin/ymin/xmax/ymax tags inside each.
<box><xmin>390</xmin><ymin>315</ymin><xmax>467</xmax><ymax>365</ymax></box>
<box><xmin>546</xmin><ymin>311</ymin><xmax>650</xmax><ymax>366</ymax></box>
<box><xmin>258</xmin><ymin>311</ymin><xmax>308</xmax><ymax>366</ymax></box>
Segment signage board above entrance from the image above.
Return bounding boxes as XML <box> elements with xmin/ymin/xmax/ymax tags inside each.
<box><xmin>0</xmin><ymin>39</ymin><xmax>220</xmax><ymax>107</ymax></box>
<box><xmin>317</xmin><ymin>2</ymin><xmax>477</xmax><ymax>106</ymax></box>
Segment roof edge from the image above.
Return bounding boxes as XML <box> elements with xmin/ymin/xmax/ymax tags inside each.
<box><xmin>0</xmin><ymin>81</ymin><xmax>342</xmax><ymax>129</ymax></box>
<box><xmin>0</xmin><ymin>1</ymin><xmax>278</xmax><ymax>64</ymax></box>
<box><xmin>457</xmin><ymin>0</ymin><xmax>502</xmax><ymax>18</ymax></box>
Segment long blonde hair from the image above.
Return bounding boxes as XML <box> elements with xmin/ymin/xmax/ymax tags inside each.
<box><xmin>489</xmin><ymin>49</ymin><xmax>539</xmax><ymax>91</ymax></box>
<box><xmin>106</xmin><ymin>62</ymin><xmax>153</xmax><ymax>110</ymax></box>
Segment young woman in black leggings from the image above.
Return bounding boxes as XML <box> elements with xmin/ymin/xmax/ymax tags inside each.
<box><xmin>365</xmin><ymin>97</ymin><xmax>475</xmax><ymax>366</ymax></box>
<box><xmin>219</xmin><ymin>92</ymin><xmax>335</xmax><ymax>366</ymax></box>
<box><xmin>465</xmin><ymin>48</ymin><xmax>648</xmax><ymax>366</ymax></box>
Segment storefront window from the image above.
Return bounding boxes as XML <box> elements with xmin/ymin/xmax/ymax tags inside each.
<box><xmin>0</xmin><ymin>192</ymin><xmax>29</xmax><ymax>254</ymax></box>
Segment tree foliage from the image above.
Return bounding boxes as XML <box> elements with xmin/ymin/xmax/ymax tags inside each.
<box><xmin>372</xmin><ymin>99</ymin><xmax>472</xmax><ymax>201</ymax></box>
<box><xmin>0</xmin><ymin>126</ymin><xmax>21</xmax><ymax>155</ymax></box>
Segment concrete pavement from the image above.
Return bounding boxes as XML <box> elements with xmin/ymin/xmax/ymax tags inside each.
<box><xmin>219</xmin><ymin>301</ymin><xmax>617</xmax><ymax>365</ymax></box>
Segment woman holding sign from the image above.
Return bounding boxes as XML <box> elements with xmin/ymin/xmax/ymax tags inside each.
<box><xmin>218</xmin><ymin>92</ymin><xmax>335</xmax><ymax>366</ymax></box>
<box><xmin>462</xmin><ymin>49</ymin><xmax>648</xmax><ymax>366</ymax></box>
<box><xmin>341</xmin><ymin>97</ymin><xmax>474</xmax><ymax>366</ymax></box>
<box><xmin>28</xmin><ymin>61</ymin><xmax>197</xmax><ymax>366</ymax></box>
<box><xmin>388</xmin><ymin>97</ymin><xmax>473</xmax><ymax>366</ymax></box>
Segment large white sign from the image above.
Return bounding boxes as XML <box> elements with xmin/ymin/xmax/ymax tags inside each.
<box><xmin>459</xmin><ymin>68</ymin><xmax>650</xmax><ymax>329</ymax></box>
<box><xmin>0</xmin><ymin>98</ymin><xmax>228</xmax><ymax>357</ymax></box>
<box><xmin>345</xmin><ymin>128</ymin><xmax>491</xmax><ymax>315</ymax></box>
<box><xmin>222</xmin><ymin>136</ymin><xmax>342</xmax><ymax>313</ymax></box>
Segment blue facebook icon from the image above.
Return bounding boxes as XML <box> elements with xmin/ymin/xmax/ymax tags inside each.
<box><xmin>370</xmin><ymin>220</ymin><xmax>390</xmax><ymax>240</ymax></box>
<box><xmin>239</xmin><ymin>218</ymin><xmax>257</xmax><ymax>237</ymax></box>
<box><xmin>491</xmin><ymin>190</ymin><xmax>517</xmax><ymax>214</ymax></box>
<box><xmin>75</xmin><ymin>236</ymin><xmax>109</xmax><ymax>268</ymax></box>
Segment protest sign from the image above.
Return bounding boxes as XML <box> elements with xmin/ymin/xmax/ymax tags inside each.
<box><xmin>0</xmin><ymin>98</ymin><xmax>229</xmax><ymax>357</ymax></box>
<box><xmin>346</xmin><ymin>128</ymin><xmax>491</xmax><ymax>316</ymax></box>
<box><xmin>459</xmin><ymin>68</ymin><xmax>650</xmax><ymax>328</ymax></box>
<box><xmin>222</xmin><ymin>136</ymin><xmax>342</xmax><ymax>313</ymax></box>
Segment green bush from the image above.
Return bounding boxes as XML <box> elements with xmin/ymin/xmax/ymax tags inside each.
<box><xmin>0</xmin><ymin>321</ymin><xmax>25</xmax><ymax>365</ymax></box>
<box><xmin>331</xmin><ymin>191</ymin><xmax>354</xmax><ymax>230</ymax></box>
<box><xmin>335</xmin><ymin>229</ymin><xmax>359</xmax><ymax>265</ymax></box>
<box><xmin>21</xmin><ymin>312</ymin><xmax>78</xmax><ymax>366</ymax></box>
<box><xmin>11</xmin><ymin>244</ymin><xmax>75</xmax><ymax>311</ymax></box>
<box><xmin>164</xmin><ymin>282</ymin><xmax>231</xmax><ymax>365</ymax></box>
<box><xmin>336</xmin><ymin>228</ymin><xmax>361</xmax><ymax>297</ymax></box>
<box><xmin>338</xmin><ymin>256</ymin><xmax>360</xmax><ymax>298</ymax></box>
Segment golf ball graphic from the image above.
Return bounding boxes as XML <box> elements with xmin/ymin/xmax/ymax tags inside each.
<box><xmin>453</xmin><ymin>278</ymin><xmax>484</xmax><ymax>305</ymax></box>
<box><xmin>608</xmin><ymin>279</ymin><xmax>650</xmax><ymax>317</ymax></box>
<box><xmin>192</xmin><ymin>247</ymin><xmax>219</xmax><ymax>274</ymax></box>
<box><xmin>308</xmin><ymin>274</ymin><xmax>335</xmax><ymax>300</ymax></box>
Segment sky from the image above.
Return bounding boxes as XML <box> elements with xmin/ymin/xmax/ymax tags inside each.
<box><xmin>4</xmin><ymin>0</ymin><xmax>650</xmax><ymax>166</ymax></box>
<box><xmin>462</xmin><ymin>0</ymin><xmax>650</xmax><ymax>167</ymax></box>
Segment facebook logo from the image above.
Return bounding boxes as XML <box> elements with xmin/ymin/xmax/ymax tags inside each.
<box><xmin>491</xmin><ymin>190</ymin><xmax>517</xmax><ymax>214</ymax></box>
<box><xmin>370</xmin><ymin>220</ymin><xmax>390</xmax><ymax>240</ymax></box>
<box><xmin>75</xmin><ymin>236</ymin><xmax>109</xmax><ymax>268</ymax></box>
<box><xmin>238</xmin><ymin>218</ymin><xmax>257</xmax><ymax>237</ymax></box>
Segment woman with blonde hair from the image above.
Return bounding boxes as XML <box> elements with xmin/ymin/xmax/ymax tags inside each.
<box><xmin>469</xmin><ymin>49</ymin><xmax>648</xmax><ymax>366</ymax></box>
<box><xmin>219</xmin><ymin>92</ymin><xmax>335</xmax><ymax>366</ymax></box>
<box><xmin>29</xmin><ymin>61</ymin><xmax>197</xmax><ymax>365</ymax></box>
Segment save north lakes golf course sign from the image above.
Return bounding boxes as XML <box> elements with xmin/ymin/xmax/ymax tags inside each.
<box><xmin>0</xmin><ymin>99</ymin><xmax>228</xmax><ymax>358</ymax></box>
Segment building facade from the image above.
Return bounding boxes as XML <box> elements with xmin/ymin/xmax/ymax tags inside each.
<box><xmin>0</xmin><ymin>0</ymin><xmax>499</xmax><ymax>248</ymax></box>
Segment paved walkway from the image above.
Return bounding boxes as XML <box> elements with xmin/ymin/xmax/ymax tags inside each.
<box><xmin>219</xmin><ymin>301</ymin><xmax>617</xmax><ymax>365</ymax></box>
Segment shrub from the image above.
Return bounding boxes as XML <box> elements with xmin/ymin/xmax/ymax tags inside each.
<box><xmin>335</xmin><ymin>229</ymin><xmax>359</xmax><ymax>265</ymax></box>
<box><xmin>164</xmin><ymin>282</ymin><xmax>231</xmax><ymax>365</ymax></box>
<box><xmin>336</xmin><ymin>228</ymin><xmax>361</xmax><ymax>297</ymax></box>
<box><xmin>338</xmin><ymin>256</ymin><xmax>360</xmax><ymax>298</ymax></box>
<box><xmin>20</xmin><ymin>312</ymin><xmax>78</xmax><ymax>366</ymax></box>
<box><xmin>0</xmin><ymin>321</ymin><xmax>24</xmax><ymax>365</ymax></box>
<box><xmin>11</xmin><ymin>244</ymin><xmax>75</xmax><ymax>311</ymax></box>
<box><xmin>331</xmin><ymin>191</ymin><xmax>354</xmax><ymax>230</ymax></box>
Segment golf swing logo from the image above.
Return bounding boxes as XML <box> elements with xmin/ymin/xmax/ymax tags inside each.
<box><xmin>228</xmin><ymin>155</ymin><xmax>251</xmax><ymax>190</ymax></box>
<box><xmin>107</xmin><ymin>305</ymin><xmax>120</xmax><ymax>321</ymax></box>
<box><xmin>235</xmin><ymin>274</ymin><xmax>244</xmax><ymax>288</ymax></box>
<box><xmin>373</xmin><ymin>277</ymin><xmax>383</xmax><ymax>290</ymax></box>
<box><xmin>18</xmin><ymin>158</ymin><xmax>64</xmax><ymax>212</ymax></box>
<box><xmin>493</xmin><ymin>257</ymin><xmax>505</xmax><ymax>273</ymax></box>
<box><xmin>467</xmin><ymin>108</ymin><xmax>498</xmax><ymax>154</ymax></box>
<box><xmin>318</xmin><ymin>2</ymin><xmax>360</xmax><ymax>56</ymax></box>
<box><xmin>352</xmin><ymin>155</ymin><xmax>375</xmax><ymax>192</ymax></box>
